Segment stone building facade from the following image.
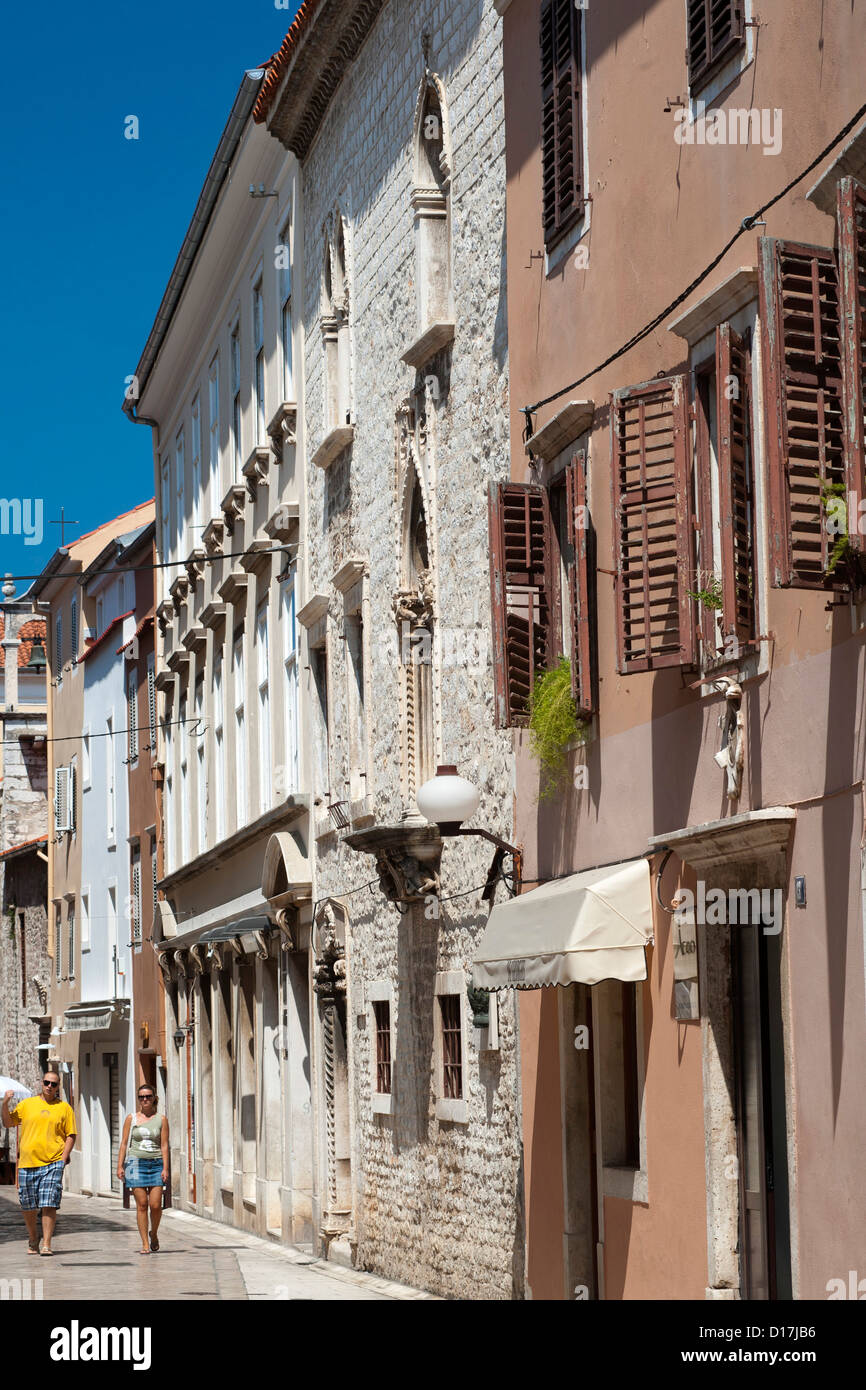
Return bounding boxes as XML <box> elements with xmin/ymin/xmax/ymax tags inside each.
<box><xmin>256</xmin><ymin>0</ymin><xmax>521</xmax><ymax>1297</ymax></box>
<box><xmin>0</xmin><ymin>590</ymin><xmax>49</xmax><ymax>1107</ymax></box>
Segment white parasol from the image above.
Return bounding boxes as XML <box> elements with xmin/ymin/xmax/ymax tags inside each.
<box><xmin>0</xmin><ymin>1076</ymin><xmax>33</xmax><ymax>1103</ymax></box>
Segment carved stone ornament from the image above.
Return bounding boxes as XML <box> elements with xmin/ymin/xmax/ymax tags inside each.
<box><xmin>273</xmin><ymin>907</ymin><xmax>298</xmax><ymax>952</ymax></box>
<box><xmin>313</xmin><ymin>901</ymin><xmax>347</xmax><ymax>1003</ymax></box>
<box><xmin>391</xmin><ymin>568</ymin><xmax>435</xmax><ymax>627</ymax></box>
<box><xmin>713</xmin><ymin>678</ymin><xmax>745</xmax><ymax>802</ymax></box>
<box><xmin>374</xmin><ymin>846</ymin><xmax>440</xmax><ymax>904</ymax></box>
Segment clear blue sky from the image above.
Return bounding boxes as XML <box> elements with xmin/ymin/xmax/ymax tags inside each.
<box><xmin>0</xmin><ymin>1</ymin><xmax>300</xmax><ymax>589</ymax></box>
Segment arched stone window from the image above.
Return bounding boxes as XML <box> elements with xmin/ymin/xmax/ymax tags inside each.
<box><xmin>408</xmin><ymin>75</ymin><xmax>453</xmax><ymax>358</ymax></box>
<box><xmin>321</xmin><ymin>211</ymin><xmax>351</xmax><ymax>437</ymax></box>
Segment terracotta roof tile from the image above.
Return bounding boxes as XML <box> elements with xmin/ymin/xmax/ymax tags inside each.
<box><xmin>79</xmin><ymin>610</ymin><xmax>135</xmax><ymax>664</ymax></box>
<box><xmin>0</xmin><ymin>833</ymin><xmax>49</xmax><ymax>862</ymax></box>
<box><xmin>252</xmin><ymin>0</ymin><xmax>326</xmax><ymax>124</ymax></box>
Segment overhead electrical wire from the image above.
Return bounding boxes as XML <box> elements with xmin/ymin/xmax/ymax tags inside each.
<box><xmin>2</xmin><ymin>542</ymin><xmax>300</xmax><ymax>587</ymax></box>
<box><xmin>522</xmin><ymin>99</ymin><xmax>866</xmax><ymax>428</ymax></box>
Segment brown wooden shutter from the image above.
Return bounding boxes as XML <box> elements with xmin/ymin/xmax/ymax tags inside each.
<box><xmin>489</xmin><ymin>482</ymin><xmax>554</xmax><ymax>727</ymax></box>
<box><xmin>611</xmin><ymin>376</ymin><xmax>697</xmax><ymax>673</ymax></box>
<box><xmin>687</xmin><ymin>0</ymin><xmax>744</xmax><ymax>90</ymax></box>
<box><xmin>758</xmin><ymin>237</ymin><xmax>845</xmax><ymax>588</ymax></box>
<box><xmin>541</xmin><ymin>0</ymin><xmax>583</xmax><ymax>247</ymax></box>
<box><xmin>565</xmin><ymin>451</ymin><xmax>594</xmax><ymax>715</ymax></box>
<box><xmin>837</xmin><ymin>176</ymin><xmax>866</xmax><ymax>545</ymax></box>
<box><xmin>716</xmin><ymin>323</ymin><xmax>756</xmax><ymax>642</ymax></box>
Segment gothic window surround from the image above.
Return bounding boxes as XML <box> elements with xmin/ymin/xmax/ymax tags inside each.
<box><xmin>315</xmin><ymin>210</ymin><xmax>353</xmax><ymax>471</ymax></box>
<box><xmin>403</xmin><ymin>72</ymin><xmax>455</xmax><ymax>368</ymax></box>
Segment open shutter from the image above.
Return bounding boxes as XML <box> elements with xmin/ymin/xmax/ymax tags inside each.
<box><xmin>716</xmin><ymin>324</ymin><xmax>756</xmax><ymax>642</ymax></box>
<box><xmin>54</xmin><ymin>767</ymin><xmax>67</xmax><ymax>833</ymax></box>
<box><xmin>687</xmin><ymin>0</ymin><xmax>744</xmax><ymax>90</ymax></box>
<box><xmin>67</xmin><ymin>764</ymin><xmax>76</xmax><ymax>832</ymax></box>
<box><xmin>565</xmin><ymin>451</ymin><xmax>594</xmax><ymax>715</ymax></box>
<box><xmin>540</xmin><ymin>0</ymin><xmax>583</xmax><ymax>246</ymax></box>
<box><xmin>147</xmin><ymin>659</ymin><xmax>157</xmax><ymax>747</ymax></box>
<box><xmin>132</xmin><ymin>859</ymin><xmax>142</xmax><ymax>948</ymax></box>
<box><xmin>759</xmin><ymin>237</ymin><xmax>845</xmax><ymax>588</ymax></box>
<box><xmin>838</xmin><ymin>176</ymin><xmax>866</xmax><ymax>544</ymax></box>
<box><xmin>489</xmin><ymin>482</ymin><xmax>554</xmax><ymax>727</ymax></box>
<box><xmin>128</xmin><ymin>671</ymin><xmax>138</xmax><ymax>761</ymax></box>
<box><xmin>611</xmin><ymin>376</ymin><xmax>696</xmax><ymax>673</ymax></box>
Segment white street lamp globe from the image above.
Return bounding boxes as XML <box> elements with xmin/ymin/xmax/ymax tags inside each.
<box><xmin>417</xmin><ymin>765</ymin><xmax>480</xmax><ymax>833</ymax></box>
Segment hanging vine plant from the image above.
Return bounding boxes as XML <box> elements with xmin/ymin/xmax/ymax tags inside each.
<box><xmin>528</xmin><ymin>656</ymin><xmax>589</xmax><ymax>801</ymax></box>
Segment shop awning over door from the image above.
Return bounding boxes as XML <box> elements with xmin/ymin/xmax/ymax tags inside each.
<box><xmin>471</xmin><ymin>857</ymin><xmax>654</xmax><ymax>989</ymax></box>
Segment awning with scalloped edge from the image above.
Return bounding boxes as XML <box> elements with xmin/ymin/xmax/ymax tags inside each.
<box><xmin>472</xmin><ymin>858</ymin><xmax>654</xmax><ymax>990</ymax></box>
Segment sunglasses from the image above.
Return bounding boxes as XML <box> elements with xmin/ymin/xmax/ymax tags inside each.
<box><xmin>138</xmin><ymin>1094</ymin><xmax>155</xmax><ymax>1101</ymax></box>
<box><xmin>43</xmin><ymin>1081</ymin><xmax>60</xmax><ymax>1088</ymax></box>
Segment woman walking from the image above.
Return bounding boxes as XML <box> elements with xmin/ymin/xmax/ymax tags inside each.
<box><xmin>117</xmin><ymin>1084</ymin><xmax>169</xmax><ymax>1254</ymax></box>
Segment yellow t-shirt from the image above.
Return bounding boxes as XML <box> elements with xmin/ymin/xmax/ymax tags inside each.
<box><xmin>11</xmin><ymin>1097</ymin><xmax>77</xmax><ymax>1168</ymax></box>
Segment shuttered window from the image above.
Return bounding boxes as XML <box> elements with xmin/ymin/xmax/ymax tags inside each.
<box><xmin>759</xmin><ymin>237</ymin><xmax>845</xmax><ymax>588</ymax></box>
<box><xmin>54</xmin><ymin>766</ymin><xmax>73</xmax><ymax>833</ymax></box>
<box><xmin>147</xmin><ymin>656</ymin><xmax>156</xmax><ymax>749</ymax></box>
<box><xmin>716</xmin><ymin>324</ymin><xmax>756</xmax><ymax>641</ymax></box>
<box><xmin>127</xmin><ymin>670</ymin><xmax>138</xmax><ymax>761</ymax></box>
<box><xmin>488</xmin><ymin>483</ymin><xmax>555</xmax><ymax>727</ymax></box>
<box><xmin>540</xmin><ymin>0</ymin><xmax>583</xmax><ymax>248</ymax></box>
<box><xmin>687</xmin><ymin>0</ymin><xmax>745</xmax><ymax>91</ymax></box>
<box><xmin>131</xmin><ymin>847</ymin><xmax>142</xmax><ymax>951</ymax></box>
<box><xmin>565</xmin><ymin>452</ymin><xmax>595</xmax><ymax>714</ymax></box>
<box><xmin>611</xmin><ymin>376</ymin><xmax>697</xmax><ymax>672</ymax></box>
<box><xmin>838</xmin><ymin>176</ymin><xmax>866</xmax><ymax>539</ymax></box>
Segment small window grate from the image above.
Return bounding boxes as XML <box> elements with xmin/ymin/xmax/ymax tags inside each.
<box><xmin>328</xmin><ymin>800</ymin><xmax>350</xmax><ymax>830</ymax></box>
<box><xmin>440</xmin><ymin>994</ymin><xmax>463</xmax><ymax>1100</ymax></box>
<box><xmin>373</xmin><ymin>999</ymin><xmax>392</xmax><ymax>1095</ymax></box>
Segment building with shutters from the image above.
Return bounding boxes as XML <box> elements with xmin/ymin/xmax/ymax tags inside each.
<box><xmin>0</xmin><ymin>586</ymin><xmax>49</xmax><ymax>1133</ymax></box>
<box><xmin>32</xmin><ymin>499</ymin><xmax>154</xmax><ymax>1195</ymax></box>
<box><xmin>492</xmin><ymin>0</ymin><xmax>866</xmax><ymax>1300</ymax></box>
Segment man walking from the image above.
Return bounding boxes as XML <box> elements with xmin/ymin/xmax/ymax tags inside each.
<box><xmin>1</xmin><ymin>1069</ymin><xmax>76</xmax><ymax>1256</ymax></box>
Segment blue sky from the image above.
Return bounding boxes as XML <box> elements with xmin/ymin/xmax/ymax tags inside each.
<box><xmin>0</xmin><ymin>1</ymin><xmax>300</xmax><ymax>588</ymax></box>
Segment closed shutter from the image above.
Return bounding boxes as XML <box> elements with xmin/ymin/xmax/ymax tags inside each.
<box><xmin>489</xmin><ymin>482</ymin><xmax>555</xmax><ymax>727</ymax></box>
<box><xmin>759</xmin><ymin>237</ymin><xmax>845</xmax><ymax>588</ymax></box>
<box><xmin>54</xmin><ymin>905</ymin><xmax>62</xmax><ymax>982</ymax></box>
<box><xmin>128</xmin><ymin>672</ymin><xmax>138</xmax><ymax>761</ymax></box>
<box><xmin>540</xmin><ymin>0</ymin><xmax>583</xmax><ymax>247</ymax></box>
<box><xmin>67</xmin><ymin>908</ymin><xmax>75</xmax><ymax>982</ymax></box>
<box><xmin>565</xmin><ymin>451</ymin><xmax>595</xmax><ymax>715</ymax></box>
<box><xmin>55</xmin><ymin>613</ymin><xmax>62</xmax><ymax>672</ymax></box>
<box><xmin>687</xmin><ymin>0</ymin><xmax>744</xmax><ymax>90</ymax></box>
<box><xmin>611</xmin><ymin>376</ymin><xmax>697</xmax><ymax>672</ymax></box>
<box><xmin>70</xmin><ymin>600</ymin><xmax>78</xmax><ymax>663</ymax></box>
<box><xmin>716</xmin><ymin>324</ymin><xmax>756</xmax><ymax>641</ymax></box>
<box><xmin>54</xmin><ymin>766</ymin><xmax>71</xmax><ymax>833</ymax></box>
<box><xmin>838</xmin><ymin>176</ymin><xmax>866</xmax><ymax>542</ymax></box>
<box><xmin>67</xmin><ymin>764</ymin><xmax>76</xmax><ymax>832</ymax></box>
<box><xmin>147</xmin><ymin>658</ymin><xmax>157</xmax><ymax>747</ymax></box>
<box><xmin>132</xmin><ymin>858</ymin><xmax>142</xmax><ymax>949</ymax></box>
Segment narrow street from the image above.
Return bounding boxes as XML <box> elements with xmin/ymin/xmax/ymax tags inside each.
<box><xmin>0</xmin><ymin>1189</ymin><xmax>435</xmax><ymax>1301</ymax></box>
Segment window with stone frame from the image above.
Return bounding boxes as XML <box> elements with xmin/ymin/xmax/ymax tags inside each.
<box><xmin>368</xmin><ymin>981</ymin><xmax>395</xmax><ymax>1116</ymax></box>
<box><xmin>322</xmin><ymin>213</ymin><xmax>351</xmax><ymax>435</ymax></box>
<box><xmin>410</xmin><ymin>73</ymin><xmax>453</xmax><ymax>346</ymax></box>
<box><xmin>433</xmin><ymin>972</ymin><xmax>468</xmax><ymax>1124</ymax></box>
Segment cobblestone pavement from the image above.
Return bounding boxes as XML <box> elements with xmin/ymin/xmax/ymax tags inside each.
<box><xmin>0</xmin><ymin>1187</ymin><xmax>436</xmax><ymax>1301</ymax></box>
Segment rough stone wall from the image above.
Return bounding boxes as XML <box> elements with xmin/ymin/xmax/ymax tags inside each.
<box><xmin>301</xmin><ymin>0</ymin><xmax>519</xmax><ymax>1297</ymax></box>
<box><xmin>0</xmin><ymin>856</ymin><xmax>49</xmax><ymax>1096</ymax></box>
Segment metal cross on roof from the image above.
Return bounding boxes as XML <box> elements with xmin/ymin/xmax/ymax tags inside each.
<box><xmin>49</xmin><ymin>507</ymin><xmax>80</xmax><ymax>547</ymax></box>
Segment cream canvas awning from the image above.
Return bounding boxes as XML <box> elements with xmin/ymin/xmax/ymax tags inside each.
<box><xmin>472</xmin><ymin>857</ymin><xmax>654</xmax><ymax>990</ymax></box>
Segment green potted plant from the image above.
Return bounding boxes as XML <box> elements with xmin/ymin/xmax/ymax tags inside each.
<box><xmin>527</xmin><ymin>656</ymin><xmax>589</xmax><ymax>801</ymax></box>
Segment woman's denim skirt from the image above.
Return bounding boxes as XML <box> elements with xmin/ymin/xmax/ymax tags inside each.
<box><xmin>124</xmin><ymin>1156</ymin><xmax>164</xmax><ymax>1189</ymax></box>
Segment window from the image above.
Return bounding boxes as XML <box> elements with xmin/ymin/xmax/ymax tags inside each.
<box><xmin>257</xmin><ymin>606</ymin><xmax>271</xmax><ymax>815</ymax></box>
<box><xmin>310</xmin><ymin>643</ymin><xmax>330</xmax><ymax>800</ymax></box>
<box><xmin>611</xmin><ymin>377</ymin><xmax>697</xmax><ymax>671</ymax></box>
<box><xmin>488</xmin><ymin>470</ymin><xmax>596</xmax><ymax>727</ymax></box>
<box><xmin>69</xmin><ymin>597</ymin><xmax>78</xmax><ymax>664</ymax></box>
<box><xmin>233</xmin><ymin>636</ymin><xmax>246</xmax><ymax>829</ymax></box>
<box><xmin>54</xmin><ymin>903</ymin><xmax>62</xmax><ymax>982</ymax></box>
<box><xmin>146</xmin><ymin>655</ymin><xmax>156</xmax><ymax>750</ymax></box>
<box><xmin>96</xmin><ymin>595</ymin><xmax>104</xmax><ymax>636</ymax></box>
<box><xmin>281</xmin><ymin>575</ymin><xmax>299</xmax><ymax>794</ymax></box>
<box><xmin>208</xmin><ymin>355</ymin><xmax>220</xmax><ymax>512</ymax></box>
<box><xmin>127</xmin><ymin>669</ymin><xmax>138</xmax><ymax>762</ymax></box>
<box><xmin>411</xmin><ymin>77</ymin><xmax>452</xmax><ymax>337</ymax></box>
<box><xmin>195</xmin><ymin>674</ymin><xmax>206</xmax><ymax>853</ymax></box>
<box><xmin>213</xmin><ymin>653</ymin><xmax>225</xmax><ymax>843</ymax></box>
<box><xmin>345</xmin><ymin>609</ymin><xmax>367</xmax><ymax>803</ymax></box>
<box><xmin>687</xmin><ymin>0</ymin><xmax>745</xmax><ymax>92</ymax></box>
<box><xmin>596</xmin><ymin>979</ymin><xmax>643</xmax><ymax>1181</ymax></box>
<box><xmin>55</xmin><ymin>612</ymin><xmax>63</xmax><ymax>680</ymax></box>
<box><xmin>54</xmin><ymin>766</ymin><xmax>73</xmax><ymax>833</ymax></box>
<box><xmin>160</xmin><ymin>457</ymin><xmax>171</xmax><ymax>583</ymax></box>
<box><xmin>433</xmin><ymin>972</ymin><xmax>468</xmax><ymax>1123</ymax></box>
<box><xmin>82</xmin><ymin>726</ymin><xmax>91</xmax><ymax>788</ymax></box>
<box><xmin>175</xmin><ymin>430</ymin><xmax>185</xmax><ymax>561</ymax></box>
<box><xmin>67</xmin><ymin>903</ymin><xmax>76</xmax><ymax>982</ymax></box>
<box><xmin>231</xmin><ymin>324</ymin><xmax>242</xmax><ymax>474</ymax></box>
<box><xmin>107</xmin><ymin>885</ymin><xmax>117</xmax><ymax>973</ymax></box>
<box><xmin>540</xmin><ymin>0</ymin><xmax>584</xmax><ymax>249</ymax></box>
<box><xmin>81</xmin><ymin>891</ymin><xmax>90</xmax><ymax>953</ymax></box>
<box><xmin>19</xmin><ymin>912</ymin><xmax>26</xmax><ymax>1006</ymax></box>
<box><xmin>280</xmin><ymin>221</ymin><xmax>293</xmax><ymax>400</ymax></box>
<box><xmin>164</xmin><ymin>713</ymin><xmax>174</xmax><ymax>876</ymax></box>
<box><xmin>253</xmin><ymin>280</ymin><xmax>265</xmax><ymax>445</ymax></box>
<box><xmin>179</xmin><ymin>695</ymin><xmax>189</xmax><ymax>863</ymax></box>
<box><xmin>191</xmin><ymin>394</ymin><xmax>202</xmax><ymax>535</ymax></box>
<box><xmin>131</xmin><ymin>845</ymin><xmax>142</xmax><ymax>952</ymax></box>
<box><xmin>373</xmin><ymin>999</ymin><xmax>392</xmax><ymax>1095</ymax></box>
<box><xmin>322</xmin><ymin>215</ymin><xmax>351</xmax><ymax>433</ymax></box>
<box><xmin>151</xmin><ymin>839</ymin><xmax>159</xmax><ymax>926</ymax></box>
<box><xmin>106</xmin><ymin>715</ymin><xmax>115</xmax><ymax>839</ymax></box>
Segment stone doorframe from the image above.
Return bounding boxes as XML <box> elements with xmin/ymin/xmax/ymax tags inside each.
<box><xmin>648</xmin><ymin>808</ymin><xmax>796</xmax><ymax>1300</ymax></box>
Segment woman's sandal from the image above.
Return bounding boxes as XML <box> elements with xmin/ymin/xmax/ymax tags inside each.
<box><xmin>149</xmin><ymin>1235</ymin><xmax>160</xmax><ymax>1252</ymax></box>
<box><xmin>27</xmin><ymin>1239</ymin><xmax>40</xmax><ymax>1255</ymax></box>
<box><xmin>138</xmin><ymin>1248</ymin><xmax>150</xmax><ymax>1255</ymax></box>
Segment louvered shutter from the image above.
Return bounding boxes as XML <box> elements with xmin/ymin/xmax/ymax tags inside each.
<box><xmin>716</xmin><ymin>324</ymin><xmax>756</xmax><ymax>641</ymax></box>
<box><xmin>540</xmin><ymin>0</ymin><xmax>583</xmax><ymax>247</ymax></box>
<box><xmin>147</xmin><ymin>659</ymin><xmax>157</xmax><ymax>747</ymax></box>
<box><xmin>128</xmin><ymin>672</ymin><xmax>138</xmax><ymax>760</ymax></box>
<box><xmin>132</xmin><ymin>859</ymin><xmax>142</xmax><ymax>948</ymax></box>
<box><xmin>687</xmin><ymin>0</ymin><xmax>744</xmax><ymax>90</ymax></box>
<box><xmin>759</xmin><ymin>237</ymin><xmax>845</xmax><ymax>588</ymax></box>
<box><xmin>54</xmin><ymin>766</ymin><xmax>67</xmax><ymax>833</ymax></box>
<box><xmin>838</xmin><ymin>176</ymin><xmax>866</xmax><ymax>545</ymax></box>
<box><xmin>611</xmin><ymin>376</ymin><xmax>697</xmax><ymax>672</ymax></box>
<box><xmin>489</xmin><ymin>482</ymin><xmax>555</xmax><ymax>727</ymax></box>
<box><xmin>67</xmin><ymin>764</ymin><xmax>76</xmax><ymax>832</ymax></box>
<box><xmin>565</xmin><ymin>452</ymin><xmax>594</xmax><ymax>715</ymax></box>
<box><xmin>70</xmin><ymin>599</ymin><xmax>78</xmax><ymax>663</ymax></box>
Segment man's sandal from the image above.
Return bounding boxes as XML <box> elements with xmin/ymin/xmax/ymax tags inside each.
<box><xmin>149</xmin><ymin>1235</ymin><xmax>160</xmax><ymax>1252</ymax></box>
<box><xmin>27</xmin><ymin>1239</ymin><xmax>40</xmax><ymax>1255</ymax></box>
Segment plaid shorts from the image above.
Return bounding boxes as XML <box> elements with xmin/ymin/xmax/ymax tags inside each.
<box><xmin>18</xmin><ymin>1160</ymin><xmax>64</xmax><ymax>1210</ymax></box>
